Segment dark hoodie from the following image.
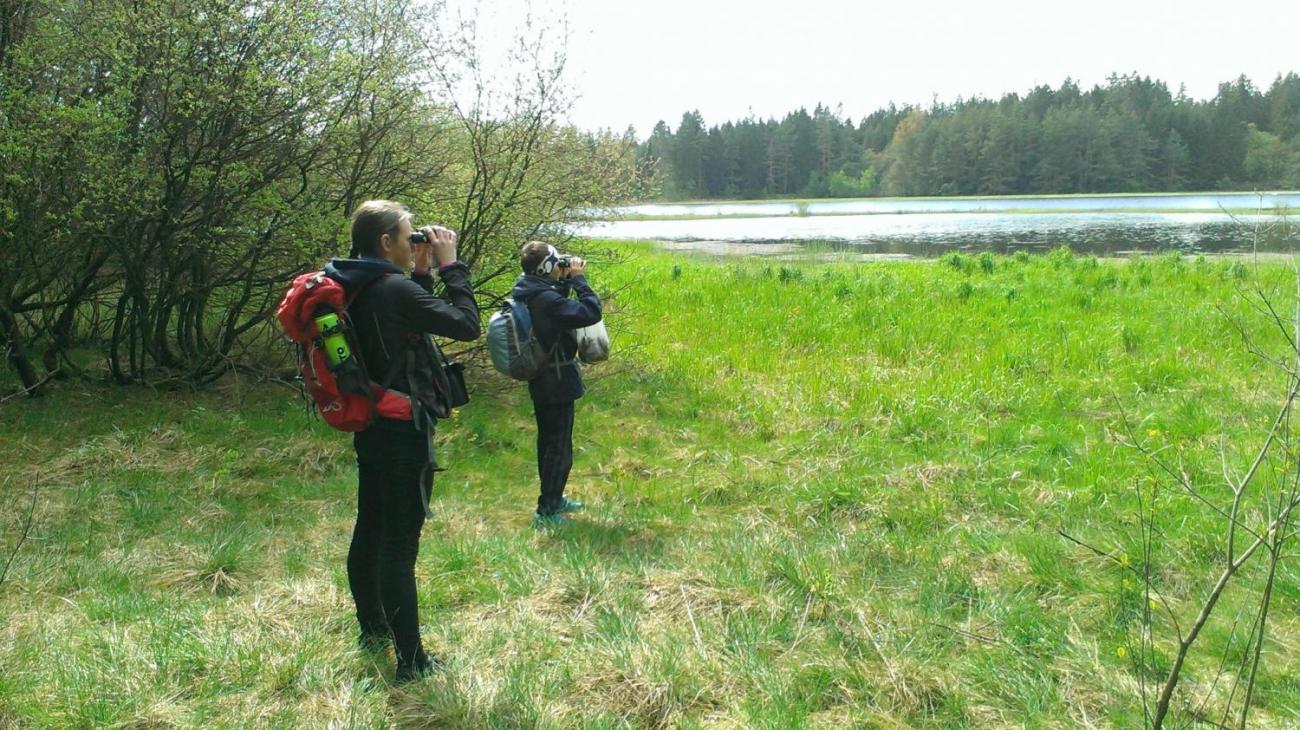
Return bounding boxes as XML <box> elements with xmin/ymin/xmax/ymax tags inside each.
<box><xmin>511</xmin><ymin>273</ymin><xmax>602</xmax><ymax>404</ymax></box>
<box><xmin>327</xmin><ymin>257</ymin><xmax>480</xmax><ymax>419</ymax></box>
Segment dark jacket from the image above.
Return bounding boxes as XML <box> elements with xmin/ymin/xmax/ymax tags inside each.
<box><xmin>511</xmin><ymin>273</ymin><xmax>602</xmax><ymax>404</ymax></box>
<box><xmin>327</xmin><ymin>257</ymin><xmax>480</xmax><ymax>419</ymax></box>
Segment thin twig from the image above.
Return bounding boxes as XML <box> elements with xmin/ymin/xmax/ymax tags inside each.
<box><xmin>0</xmin><ymin>367</ymin><xmax>59</xmax><ymax>405</ymax></box>
<box><xmin>0</xmin><ymin>482</ymin><xmax>38</xmax><ymax>589</ymax></box>
<box><xmin>1151</xmin><ymin>489</ymin><xmax>1300</xmax><ymax>727</ymax></box>
<box><xmin>679</xmin><ymin>586</ymin><xmax>705</xmax><ymax>653</ymax></box>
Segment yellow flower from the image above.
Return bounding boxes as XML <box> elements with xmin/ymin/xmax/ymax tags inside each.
<box><xmin>1146</xmin><ymin>428</ymin><xmax>1161</xmax><ymax>438</ymax></box>
<box><xmin>1116</xmin><ymin>646</ymin><xmax>1128</xmax><ymax>659</ymax></box>
<box><xmin>1120</xmin><ymin>553</ymin><xmax>1130</xmax><ymax>567</ymax></box>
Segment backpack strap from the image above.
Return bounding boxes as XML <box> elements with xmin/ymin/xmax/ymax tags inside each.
<box><xmin>519</xmin><ymin>290</ymin><xmax>566</xmax><ymax>363</ymax></box>
<box><xmin>340</xmin><ymin>272</ymin><xmax>388</xmax><ymax>308</ymax></box>
<box><xmin>373</xmin><ymin>337</ymin><xmax>410</xmax><ymax>392</ymax></box>
<box><xmin>405</xmin><ymin>344</ymin><xmax>439</xmax><ymax>520</ymax></box>
<box><xmin>552</xmin><ymin>340</ymin><xmax>577</xmax><ymax>377</ymax></box>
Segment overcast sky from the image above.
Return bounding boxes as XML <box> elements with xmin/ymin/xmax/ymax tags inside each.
<box><xmin>443</xmin><ymin>0</ymin><xmax>1300</xmax><ymax>138</ymax></box>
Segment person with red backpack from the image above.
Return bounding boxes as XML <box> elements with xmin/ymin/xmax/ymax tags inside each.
<box><xmin>332</xmin><ymin>200</ymin><xmax>479</xmax><ymax>682</ymax></box>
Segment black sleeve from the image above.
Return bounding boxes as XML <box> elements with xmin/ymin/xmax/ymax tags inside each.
<box><xmin>399</xmin><ymin>262</ymin><xmax>481</xmax><ymax>341</ymax></box>
<box><xmin>539</xmin><ymin>275</ymin><xmax>602</xmax><ymax>328</ymax></box>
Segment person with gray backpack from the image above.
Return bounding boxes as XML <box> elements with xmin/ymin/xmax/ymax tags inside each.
<box><xmin>499</xmin><ymin>241</ymin><xmax>602</xmax><ymax>527</ymax></box>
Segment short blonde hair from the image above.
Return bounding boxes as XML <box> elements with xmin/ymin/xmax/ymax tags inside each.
<box><xmin>350</xmin><ymin>200</ymin><xmax>410</xmax><ymax>257</ymax></box>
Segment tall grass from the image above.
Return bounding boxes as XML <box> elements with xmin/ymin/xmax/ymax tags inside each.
<box><xmin>1</xmin><ymin>243</ymin><xmax>1297</xmax><ymax>727</ymax></box>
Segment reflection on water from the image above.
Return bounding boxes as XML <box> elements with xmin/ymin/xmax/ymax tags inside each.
<box><xmin>575</xmin><ymin>203</ymin><xmax>1300</xmax><ymax>258</ymax></box>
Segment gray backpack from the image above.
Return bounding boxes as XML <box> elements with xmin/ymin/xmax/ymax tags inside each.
<box><xmin>486</xmin><ymin>299</ymin><xmax>552</xmax><ymax>381</ymax></box>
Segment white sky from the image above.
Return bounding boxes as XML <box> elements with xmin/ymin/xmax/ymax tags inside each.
<box><xmin>442</xmin><ymin>0</ymin><xmax>1300</xmax><ymax>139</ymax></box>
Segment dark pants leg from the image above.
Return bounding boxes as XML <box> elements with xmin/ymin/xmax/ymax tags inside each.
<box><xmin>534</xmin><ymin>400</ymin><xmax>576</xmax><ymax>515</ymax></box>
<box><xmin>348</xmin><ymin>421</ymin><xmax>431</xmax><ymax>669</ymax></box>
<box><xmin>347</xmin><ymin>472</ymin><xmax>389</xmax><ymax>640</ymax></box>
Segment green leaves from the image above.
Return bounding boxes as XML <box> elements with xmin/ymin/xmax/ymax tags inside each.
<box><xmin>1</xmin><ymin>0</ymin><xmax>638</xmax><ymax>388</ymax></box>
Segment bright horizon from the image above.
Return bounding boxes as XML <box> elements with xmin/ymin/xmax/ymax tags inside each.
<box><xmin>444</xmin><ymin>0</ymin><xmax>1300</xmax><ymax>138</ymax></box>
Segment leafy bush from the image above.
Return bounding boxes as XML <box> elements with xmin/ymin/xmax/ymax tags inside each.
<box><xmin>0</xmin><ymin>0</ymin><xmax>639</xmax><ymax>389</ymax></box>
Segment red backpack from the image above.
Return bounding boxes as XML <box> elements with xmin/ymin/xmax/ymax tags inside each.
<box><xmin>276</xmin><ymin>271</ymin><xmax>413</xmax><ymax>431</ymax></box>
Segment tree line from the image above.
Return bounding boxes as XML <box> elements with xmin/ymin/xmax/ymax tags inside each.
<box><xmin>639</xmin><ymin>74</ymin><xmax>1300</xmax><ymax>200</ymax></box>
<box><xmin>0</xmin><ymin>0</ymin><xmax>640</xmax><ymax>393</ymax></box>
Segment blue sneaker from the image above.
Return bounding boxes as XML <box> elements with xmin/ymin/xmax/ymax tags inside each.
<box><xmin>532</xmin><ymin>512</ymin><xmax>570</xmax><ymax>529</ymax></box>
<box><xmin>558</xmin><ymin>497</ymin><xmax>585</xmax><ymax>513</ymax></box>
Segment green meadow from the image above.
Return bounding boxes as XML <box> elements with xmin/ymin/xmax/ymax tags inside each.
<box><xmin>2</xmin><ymin>242</ymin><xmax>1299</xmax><ymax>727</ymax></box>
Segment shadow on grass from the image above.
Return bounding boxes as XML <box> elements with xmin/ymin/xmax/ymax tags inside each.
<box><xmin>535</xmin><ymin>514</ymin><xmax>667</xmax><ymax>561</ymax></box>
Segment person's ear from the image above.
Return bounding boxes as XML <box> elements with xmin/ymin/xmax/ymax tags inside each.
<box><xmin>379</xmin><ymin>233</ymin><xmax>391</xmax><ymax>254</ymax></box>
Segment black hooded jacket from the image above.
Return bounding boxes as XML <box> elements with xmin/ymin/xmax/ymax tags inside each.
<box><xmin>326</xmin><ymin>257</ymin><xmax>480</xmax><ymax>418</ymax></box>
<box><xmin>510</xmin><ymin>273</ymin><xmax>602</xmax><ymax>404</ymax></box>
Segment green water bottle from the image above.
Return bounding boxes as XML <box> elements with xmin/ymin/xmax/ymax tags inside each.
<box><xmin>314</xmin><ymin>312</ymin><xmax>351</xmax><ymax>368</ymax></box>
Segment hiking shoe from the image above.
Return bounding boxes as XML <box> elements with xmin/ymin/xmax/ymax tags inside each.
<box><xmin>558</xmin><ymin>497</ymin><xmax>585</xmax><ymax>513</ymax></box>
<box><xmin>395</xmin><ymin>651</ymin><xmax>444</xmax><ymax>684</ymax></box>
<box><xmin>532</xmin><ymin>511</ymin><xmax>571</xmax><ymax>529</ymax></box>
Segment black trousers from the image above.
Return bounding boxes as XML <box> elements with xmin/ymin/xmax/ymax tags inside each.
<box><xmin>348</xmin><ymin>419</ymin><xmax>431</xmax><ymax>669</ymax></box>
<box><xmin>534</xmin><ymin>400</ymin><xmax>575</xmax><ymax>515</ymax></box>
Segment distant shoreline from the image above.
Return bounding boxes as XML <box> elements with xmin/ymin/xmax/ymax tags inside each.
<box><xmin>598</xmin><ymin>191</ymin><xmax>1300</xmax><ymax>222</ymax></box>
<box><xmin>608</xmin><ymin>207</ymin><xmax>1296</xmax><ymax>222</ymax></box>
<box><xmin>630</xmin><ymin>190</ymin><xmax>1300</xmax><ymax>207</ymax></box>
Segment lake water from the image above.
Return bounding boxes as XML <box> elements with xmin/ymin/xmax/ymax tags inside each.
<box><xmin>574</xmin><ymin>192</ymin><xmax>1300</xmax><ymax>257</ymax></box>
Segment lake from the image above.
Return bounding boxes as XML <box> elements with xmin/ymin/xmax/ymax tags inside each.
<box><xmin>573</xmin><ymin>192</ymin><xmax>1300</xmax><ymax>257</ymax></box>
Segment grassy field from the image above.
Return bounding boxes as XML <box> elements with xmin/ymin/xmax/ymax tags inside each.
<box><xmin>2</xmin><ymin>243</ymin><xmax>1299</xmax><ymax>727</ymax></box>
